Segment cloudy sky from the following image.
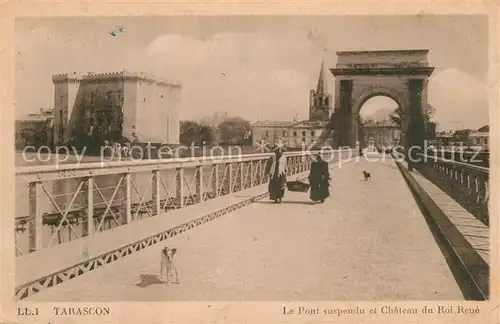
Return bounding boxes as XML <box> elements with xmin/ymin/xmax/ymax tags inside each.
<box><xmin>15</xmin><ymin>15</ymin><xmax>488</xmax><ymax>130</ymax></box>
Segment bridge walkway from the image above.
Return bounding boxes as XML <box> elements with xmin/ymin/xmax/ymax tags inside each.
<box><xmin>25</xmin><ymin>157</ymin><xmax>464</xmax><ymax>301</ymax></box>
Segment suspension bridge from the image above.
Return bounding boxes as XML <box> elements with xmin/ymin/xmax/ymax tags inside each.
<box><xmin>13</xmin><ymin>148</ymin><xmax>490</xmax><ymax>301</ymax></box>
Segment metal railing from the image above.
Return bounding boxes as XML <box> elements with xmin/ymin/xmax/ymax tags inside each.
<box><xmin>15</xmin><ymin>150</ymin><xmax>348</xmax><ymax>256</ymax></box>
<box><xmin>415</xmin><ymin>153</ymin><xmax>489</xmax><ymax>226</ymax></box>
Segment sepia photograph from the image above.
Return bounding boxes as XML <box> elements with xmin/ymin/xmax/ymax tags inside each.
<box><xmin>4</xmin><ymin>9</ymin><xmax>496</xmax><ymax>322</ymax></box>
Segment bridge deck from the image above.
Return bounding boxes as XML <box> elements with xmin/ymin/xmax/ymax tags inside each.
<box><xmin>25</xmin><ymin>157</ymin><xmax>464</xmax><ymax>301</ymax></box>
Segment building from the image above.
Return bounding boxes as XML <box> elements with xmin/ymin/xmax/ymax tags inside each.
<box><xmin>434</xmin><ymin>130</ymin><xmax>454</xmax><ymax>147</ymax></box>
<box><xmin>252</xmin><ymin>120</ymin><xmax>329</xmax><ymax>148</ymax></box>
<box><xmin>251</xmin><ymin>61</ymin><xmax>331</xmax><ymax>149</ymax></box>
<box><xmin>362</xmin><ymin>118</ymin><xmax>400</xmax><ymax>148</ymax></box>
<box><xmin>15</xmin><ymin>108</ymin><xmax>54</xmax><ymax>149</ymax></box>
<box><xmin>309</xmin><ymin>60</ymin><xmax>333</xmax><ymax>121</ymax></box>
<box><xmin>52</xmin><ymin>71</ymin><xmax>181</xmax><ymax>146</ymax></box>
<box><xmin>468</xmin><ymin>125</ymin><xmax>489</xmax><ymax>150</ymax></box>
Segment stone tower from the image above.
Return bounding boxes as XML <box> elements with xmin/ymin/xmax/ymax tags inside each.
<box><xmin>309</xmin><ymin>60</ymin><xmax>332</xmax><ymax>121</ymax></box>
<box><xmin>52</xmin><ymin>71</ymin><xmax>181</xmax><ymax>146</ymax></box>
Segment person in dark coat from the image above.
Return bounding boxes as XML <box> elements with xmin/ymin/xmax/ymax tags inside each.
<box><xmin>308</xmin><ymin>154</ymin><xmax>330</xmax><ymax>203</ymax></box>
<box><xmin>265</xmin><ymin>147</ymin><xmax>287</xmax><ymax>203</ymax></box>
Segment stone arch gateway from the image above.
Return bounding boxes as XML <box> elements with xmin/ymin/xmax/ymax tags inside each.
<box><xmin>329</xmin><ymin>49</ymin><xmax>434</xmax><ymax>154</ymax></box>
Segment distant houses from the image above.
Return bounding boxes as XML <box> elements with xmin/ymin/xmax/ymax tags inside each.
<box><xmin>15</xmin><ymin>108</ymin><xmax>54</xmax><ymax>149</ymax></box>
<box><xmin>251</xmin><ymin>120</ymin><xmax>329</xmax><ymax>149</ymax></box>
<box><xmin>433</xmin><ymin>125</ymin><xmax>489</xmax><ymax>150</ymax></box>
<box><xmin>362</xmin><ymin>118</ymin><xmax>400</xmax><ymax>148</ymax></box>
<box><xmin>468</xmin><ymin>125</ymin><xmax>489</xmax><ymax>150</ymax></box>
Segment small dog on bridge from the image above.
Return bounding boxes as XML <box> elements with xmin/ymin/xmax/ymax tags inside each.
<box><xmin>160</xmin><ymin>247</ymin><xmax>179</xmax><ymax>284</ymax></box>
<box><xmin>363</xmin><ymin>171</ymin><xmax>371</xmax><ymax>181</ymax></box>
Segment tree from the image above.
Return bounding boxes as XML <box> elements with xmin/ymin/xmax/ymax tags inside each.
<box><xmin>217</xmin><ymin>117</ymin><xmax>252</xmax><ymax>145</ymax></box>
<box><xmin>453</xmin><ymin>129</ymin><xmax>472</xmax><ymax>144</ymax></box>
<box><xmin>199</xmin><ymin>111</ymin><xmax>229</xmax><ymax>144</ymax></box>
<box><xmin>389</xmin><ymin>104</ymin><xmax>435</xmax><ymax>127</ymax></box>
<box><xmin>180</xmin><ymin>121</ymin><xmax>214</xmax><ymax>146</ymax></box>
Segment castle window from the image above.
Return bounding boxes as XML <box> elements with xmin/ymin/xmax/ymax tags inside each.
<box><xmin>161</xmin><ymin>95</ymin><xmax>164</xmax><ymax>99</ymax></box>
<box><xmin>293</xmin><ymin>131</ymin><xmax>297</xmax><ymax>137</ymax></box>
<box><xmin>325</xmin><ymin>97</ymin><xmax>329</xmax><ymax>106</ymax></box>
<box><xmin>144</xmin><ymin>98</ymin><xmax>146</xmax><ymax>102</ymax></box>
<box><xmin>302</xmin><ymin>131</ymin><xmax>306</xmax><ymax>137</ymax></box>
<box><xmin>282</xmin><ymin>130</ymin><xmax>287</xmax><ymax>137</ymax></box>
<box><xmin>265</xmin><ymin>130</ymin><xmax>269</xmax><ymax>136</ymax></box>
<box><xmin>311</xmin><ymin>131</ymin><xmax>315</xmax><ymax>137</ymax></box>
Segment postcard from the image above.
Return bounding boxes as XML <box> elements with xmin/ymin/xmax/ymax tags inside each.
<box><xmin>0</xmin><ymin>2</ymin><xmax>498</xmax><ymax>324</ymax></box>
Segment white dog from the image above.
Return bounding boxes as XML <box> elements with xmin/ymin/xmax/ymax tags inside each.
<box><xmin>160</xmin><ymin>247</ymin><xmax>179</xmax><ymax>284</ymax></box>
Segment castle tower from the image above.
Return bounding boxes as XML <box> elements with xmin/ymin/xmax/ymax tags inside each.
<box><xmin>52</xmin><ymin>72</ymin><xmax>181</xmax><ymax>146</ymax></box>
<box><xmin>309</xmin><ymin>60</ymin><xmax>332</xmax><ymax>121</ymax></box>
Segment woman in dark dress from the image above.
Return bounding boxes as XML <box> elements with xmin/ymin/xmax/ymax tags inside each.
<box><xmin>265</xmin><ymin>148</ymin><xmax>287</xmax><ymax>203</ymax></box>
<box><xmin>308</xmin><ymin>154</ymin><xmax>330</xmax><ymax>203</ymax></box>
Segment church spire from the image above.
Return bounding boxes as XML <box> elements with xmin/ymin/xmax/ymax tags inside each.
<box><xmin>316</xmin><ymin>59</ymin><xmax>327</xmax><ymax>95</ymax></box>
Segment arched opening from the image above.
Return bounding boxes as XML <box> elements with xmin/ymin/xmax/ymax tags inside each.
<box><xmin>358</xmin><ymin>95</ymin><xmax>401</xmax><ymax>150</ymax></box>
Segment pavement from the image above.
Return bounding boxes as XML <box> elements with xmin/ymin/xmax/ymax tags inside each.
<box><xmin>24</xmin><ymin>156</ymin><xmax>464</xmax><ymax>301</ymax></box>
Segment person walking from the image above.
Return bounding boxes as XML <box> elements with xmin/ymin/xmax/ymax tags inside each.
<box><xmin>265</xmin><ymin>147</ymin><xmax>288</xmax><ymax>203</ymax></box>
<box><xmin>308</xmin><ymin>154</ymin><xmax>330</xmax><ymax>203</ymax></box>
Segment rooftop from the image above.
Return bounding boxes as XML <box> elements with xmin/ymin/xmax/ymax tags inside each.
<box><xmin>337</xmin><ymin>49</ymin><xmax>430</xmax><ymax>55</ymax></box>
<box><xmin>477</xmin><ymin>125</ymin><xmax>489</xmax><ymax>132</ymax></box>
<box><xmin>363</xmin><ymin>118</ymin><xmax>398</xmax><ymax>127</ymax></box>
<box><xmin>52</xmin><ymin>71</ymin><xmax>181</xmax><ymax>87</ymax></box>
<box><xmin>252</xmin><ymin>119</ymin><xmax>329</xmax><ymax>128</ymax></box>
<box><xmin>469</xmin><ymin>132</ymin><xmax>489</xmax><ymax>137</ymax></box>
<box><xmin>17</xmin><ymin>115</ymin><xmax>52</xmax><ymax>122</ymax></box>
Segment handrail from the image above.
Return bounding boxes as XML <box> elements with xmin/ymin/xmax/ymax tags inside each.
<box><xmin>14</xmin><ymin>148</ymin><xmax>356</xmax><ymax>257</ymax></box>
<box><xmin>16</xmin><ymin>149</ymin><xmax>348</xmax><ymax>178</ymax></box>
<box><xmin>415</xmin><ymin>152</ymin><xmax>489</xmax><ymax>226</ymax></box>
<box><xmin>416</xmin><ymin>153</ymin><xmax>489</xmax><ymax>174</ymax></box>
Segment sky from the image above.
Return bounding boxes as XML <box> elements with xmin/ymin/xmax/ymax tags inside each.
<box><xmin>15</xmin><ymin>15</ymin><xmax>489</xmax><ymax>130</ymax></box>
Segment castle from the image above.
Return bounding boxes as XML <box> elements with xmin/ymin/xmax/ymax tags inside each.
<box><xmin>52</xmin><ymin>71</ymin><xmax>181</xmax><ymax>146</ymax></box>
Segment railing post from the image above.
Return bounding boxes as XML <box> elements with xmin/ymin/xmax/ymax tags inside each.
<box><xmin>152</xmin><ymin>170</ymin><xmax>161</xmax><ymax>215</ymax></box>
<box><xmin>125</xmin><ymin>173</ymin><xmax>132</xmax><ymax>223</ymax></box>
<box><xmin>240</xmin><ymin>162</ymin><xmax>245</xmax><ymax>191</ymax></box>
<box><xmin>176</xmin><ymin>168</ymin><xmax>184</xmax><ymax>208</ymax></box>
<box><xmin>85</xmin><ymin>177</ymin><xmax>94</xmax><ymax>236</ymax></box>
<box><xmin>261</xmin><ymin>159</ymin><xmax>266</xmax><ymax>184</ymax></box>
<box><xmin>196</xmin><ymin>165</ymin><xmax>203</xmax><ymax>203</ymax></box>
<box><xmin>28</xmin><ymin>181</ymin><xmax>43</xmax><ymax>252</ymax></box>
<box><xmin>213</xmin><ymin>164</ymin><xmax>219</xmax><ymax>197</ymax></box>
<box><xmin>249</xmin><ymin>161</ymin><xmax>254</xmax><ymax>186</ymax></box>
<box><xmin>228</xmin><ymin>163</ymin><xmax>234</xmax><ymax>193</ymax></box>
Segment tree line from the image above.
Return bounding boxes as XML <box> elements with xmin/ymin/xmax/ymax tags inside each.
<box><xmin>16</xmin><ymin>110</ymin><xmax>254</xmax><ymax>151</ymax></box>
<box><xmin>180</xmin><ymin>113</ymin><xmax>252</xmax><ymax>146</ymax></box>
